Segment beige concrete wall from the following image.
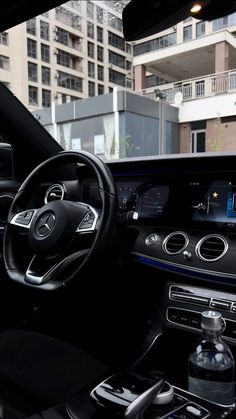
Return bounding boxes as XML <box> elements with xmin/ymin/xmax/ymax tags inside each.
<box><xmin>215</xmin><ymin>41</ymin><xmax>229</xmax><ymax>73</ymax></box>
<box><xmin>179</xmin><ymin>122</ymin><xmax>190</xmax><ymax>153</ymax></box>
<box><xmin>206</xmin><ymin>117</ymin><xmax>236</xmax><ymax>152</ymax></box>
<box><xmin>134</xmin><ymin>64</ymin><xmax>146</xmax><ymax>91</ymax></box>
<box><xmin>179</xmin><ymin>118</ymin><xmax>236</xmax><ymax>154</ymax></box>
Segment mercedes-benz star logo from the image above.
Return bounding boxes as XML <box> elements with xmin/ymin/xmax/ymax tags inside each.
<box><xmin>36</xmin><ymin>214</ymin><xmax>56</xmax><ymax>237</ymax></box>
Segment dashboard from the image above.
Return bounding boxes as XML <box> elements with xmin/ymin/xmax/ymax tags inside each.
<box><xmin>79</xmin><ymin>154</ymin><xmax>236</xmax><ymax>286</ymax></box>
<box><xmin>34</xmin><ymin>154</ymin><xmax>236</xmax><ymax>286</ymax></box>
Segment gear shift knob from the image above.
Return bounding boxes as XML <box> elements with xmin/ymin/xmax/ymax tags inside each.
<box><xmin>124</xmin><ymin>378</ymin><xmax>164</xmax><ymax>419</ymax></box>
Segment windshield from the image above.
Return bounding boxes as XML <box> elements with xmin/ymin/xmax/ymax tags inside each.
<box><xmin>2</xmin><ymin>0</ymin><xmax>236</xmax><ymax>160</ymax></box>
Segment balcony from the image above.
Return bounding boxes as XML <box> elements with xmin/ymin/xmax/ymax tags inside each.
<box><xmin>135</xmin><ymin>69</ymin><xmax>236</xmax><ymax>105</ymax></box>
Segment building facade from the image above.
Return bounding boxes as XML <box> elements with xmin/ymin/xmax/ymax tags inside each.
<box><xmin>0</xmin><ymin>0</ymin><xmax>133</xmax><ymax>110</ymax></box>
<box><xmin>133</xmin><ymin>13</ymin><xmax>236</xmax><ymax>154</ymax></box>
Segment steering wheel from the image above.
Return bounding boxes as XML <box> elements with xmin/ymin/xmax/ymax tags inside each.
<box><xmin>3</xmin><ymin>151</ymin><xmax>117</xmax><ymax>290</ymax></box>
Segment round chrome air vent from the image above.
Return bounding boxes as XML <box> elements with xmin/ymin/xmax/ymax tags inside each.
<box><xmin>196</xmin><ymin>234</ymin><xmax>228</xmax><ymax>262</ymax></box>
<box><xmin>163</xmin><ymin>231</ymin><xmax>189</xmax><ymax>255</ymax></box>
<box><xmin>44</xmin><ymin>184</ymin><xmax>65</xmax><ymax>204</ymax></box>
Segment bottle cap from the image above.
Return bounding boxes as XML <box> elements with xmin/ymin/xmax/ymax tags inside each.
<box><xmin>201</xmin><ymin>310</ymin><xmax>224</xmax><ymax>331</ymax></box>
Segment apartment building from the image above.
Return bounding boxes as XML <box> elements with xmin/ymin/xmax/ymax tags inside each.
<box><xmin>133</xmin><ymin>13</ymin><xmax>236</xmax><ymax>154</ymax></box>
<box><xmin>0</xmin><ymin>0</ymin><xmax>133</xmax><ymax>110</ymax></box>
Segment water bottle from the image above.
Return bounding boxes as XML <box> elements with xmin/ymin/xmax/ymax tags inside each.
<box><xmin>188</xmin><ymin>310</ymin><xmax>235</xmax><ymax>405</ymax></box>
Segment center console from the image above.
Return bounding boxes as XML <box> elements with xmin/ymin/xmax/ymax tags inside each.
<box><xmin>28</xmin><ymin>282</ymin><xmax>236</xmax><ymax>419</ymax></box>
<box><xmin>89</xmin><ymin>370</ymin><xmax>213</xmax><ymax>418</ymax></box>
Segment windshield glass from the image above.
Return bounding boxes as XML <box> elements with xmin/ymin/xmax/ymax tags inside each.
<box><xmin>2</xmin><ymin>0</ymin><xmax>236</xmax><ymax>160</ymax></box>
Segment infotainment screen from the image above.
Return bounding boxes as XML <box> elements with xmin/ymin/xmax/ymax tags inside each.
<box><xmin>189</xmin><ymin>179</ymin><xmax>236</xmax><ymax>227</ymax></box>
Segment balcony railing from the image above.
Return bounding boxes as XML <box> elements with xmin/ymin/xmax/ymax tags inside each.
<box><xmin>135</xmin><ymin>69</ymin><xmax>236</xmax><ymax>104</ymax></box>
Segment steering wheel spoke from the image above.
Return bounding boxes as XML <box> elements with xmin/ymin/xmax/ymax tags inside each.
<box><xmin>25</xmin><ymin>249</ymin><xmax>89</xmax><ymax>286</ymax></box>
<box><xmin>76</xmin><ymin>206</ymin><xmax>99</xmax><ymax>233</ymax></box>
<box><xmin>10</xmin><ymin>209</ymin><xmax>38</xmax><ymax>229</ymax></box>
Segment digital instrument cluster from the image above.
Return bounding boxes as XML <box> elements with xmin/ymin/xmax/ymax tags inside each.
<box><xmin>82</xmin><ymin>175</ymin><xmax>236</xmax><ymax>230</ymax></box>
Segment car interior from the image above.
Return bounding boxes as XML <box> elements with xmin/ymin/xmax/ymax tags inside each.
<box><xmin>0</xmin><ymin>1</ymin><xmax>236</xmax><ymax>419</ymax></box>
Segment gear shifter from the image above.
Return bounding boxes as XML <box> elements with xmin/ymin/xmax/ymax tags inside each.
<box><xmin>90</xmin><ymin>370</ymin><xmax>176</xmax><ymax>417</ymax></box>
<box><xmin>124</xmin><ymin>377</ymin><xmax>164</xmax><ymax>419</ymax></box>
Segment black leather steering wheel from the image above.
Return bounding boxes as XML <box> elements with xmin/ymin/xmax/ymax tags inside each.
<box><xmin>3</xmin><ymin>151</ymin><xmax>117</xmax><ymax>290</ymax></box>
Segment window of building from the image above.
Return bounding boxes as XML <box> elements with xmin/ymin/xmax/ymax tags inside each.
<box><xmin>98</xmin><ymin>84</ymin><xmax>104</xmax><ymax>95</ymax></box>
<box><xmin>96</xmin><ymin>6</ymin><xmax>104</xmax><ymax>24</ymax></box>
<box><xmin>126</xmin><ymin>78</ymin><xmax>132</xmax><ymax>89</ymax></box>
<box><xmin>0</xmin><ymin>55</ymin><xmax>10</xmax><ymax>71</ymax></box>
<box><xmin>97</xmin><ymin>26</ymin><xmax>103</xmax><ymax>43</ymax></box>
<box><xmin>87</xmin><ymin>41</ymin><xmax>94</xmax><ymax>58</ymax></box>
<box><xmin>183</xmin><ymin>25</ymin><xmax>192</xmax><ymax>42</ymax></box>
<box><xmin>109</xmin><ymin>87</ymin><xmax>113</xmax><ymax>93</ymax></box>
<box><xmin>0</xmin><ymin>32</ymin><xmax>9</xmax><ymax>46</ymax></box>
<box><xmin>57</xmin><ymin>71</ymin><xmax>83</xmax><ymax>92</ymax></box>
<box><xmin>87</xmin><ymin>21</ymin><xmax>94</xmax><ymax>38</ymax></box>
<box><xmin>42</xmin><ymin>66</ymin><xmax>51</xmax><ymax>85</ymax></box>
<box><xmin>56</xmin><ymin>27</ymin><xmax>68</xmax><ymax>45</ymax></box>
<box><xmin>42</xmin><ymin>89</ymin><xmax>51</xmax><ymax>107</ymax></box>
<box><xmin>97</xmin><ymin>45</ymin><xmax>104</xmax><ymax>62</ymax></box>
<box><xmin>145</xmin><ymin>74</ymin><xmax>168</xmax><ymax>88</ymax></box>
<box><xmin>108</xmin><ymin>13</ymin><xmax>123</xmax><ymax>32</ymax></box>
<box><xmin>126</xmin><ymin>43</ymin><xmax>132</xmax><ymax>54</ymax></box>
<box><xmin>69</xmin><ymin>1</ymin><xmax>81</xmax><ymax>12</ymax></box>
<box><xmin>109</xmin><ymin>50</ymin><xmax>125</xmax><ymax>69</ymax></box>
<box><xmin>133</xmin><ymin>32</ymin><xmax>176</xmax><ymax>56</ymax></box>
<box><xmin>26</xmin><ymin>18</ymin><xmax>36</xmax><ymax>35</ymax></box>
<box><xmin>109</xmin><ymin>68</ymin><xmax>125</xmax><ymax>86</ymax></box>
<box><xmin>191</xmin><ymin>130</ymin><xmax>206</xmax><ymax>153</ymax></box>
<box><xmin>55</xmin><ymin>7</ymin><xmax>82</xmax><ymax>30</ymax></box>
<box><xmin>57</xmin><ymin>49</ymin><xmax>70</xmax><ymax>67</ymax></box>
<box><xmin>98</xmin><ymin>65</ymin><xmax>104</xmax><ymax>81</ymax></box>
<box><xmin>88</xmin><ymin>81</ymin><xmax>95</xmax><ymax>96</ymax></box>
<box><xmin>40</xmin><ymin>20</ymin><xmax>49</xmax><ymax>40</ymax></box>
<box><xmin>108</xmin><ymin>31</ymin><xmax>125</xmax><ymax>51</ymax></box>
<box><xmin>126</xmin><ymin>60</ymin><xmax>132</xmax><ymax>71</ymax></box>
<box><xmin>87</xmin><ymin>1</ymin><xmax>94</xmax><ymax>20</ymax></box>
<box><xmin>56</xmin><ymin>92</ymin><xmax>79</xmax><ymax>105</ymax></box>
<box><xmin>41</xmin><ymin>43</ymin><xmax>50</xmax><ymax>62</ymax></box>
<box><xmin>60</xmin><ymin>93</ymin><xmax>67</xmax><ymax>103</ymax></box>
<box><xmin>88</xmin><ymin>61</ymin><xmax>95</xmax><ymax>78</ymax></box>
<box><xmin>57</xmin><ymin>49</ymin><xmax>82</xmax><ymax>71</ymax></box>
<box><xmin>213</xmin><ymin>12</ymin><xmax>236</xmax><ymax>31</ymax></box>
<box><xmin>196</xmin><ymin>22</ymin><xmax>205</xmax><ymax>38</ymax></box>
<box><xmin>28</xmin><ymin>62</ymin><xmax>37</xmax><ymax>82</ymax></box>
<box><xmin>28</xmin><ymin>85</ymin><xmax>38</xmax><ymax>105</ymax></box>
<box><xmin>27</xmin><ymin>38</ymin><xmax>37</xmax><ymax>58</ymax></box>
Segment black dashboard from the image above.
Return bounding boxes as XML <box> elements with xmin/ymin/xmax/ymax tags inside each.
<box><xmin>79</xmin><ymin>154</ymin><xmax>236</xmax><ymax>286</ymax></box>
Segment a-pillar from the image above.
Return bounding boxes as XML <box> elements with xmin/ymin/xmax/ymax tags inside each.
<box><xmin>134</xmin><ymin>64</ymin><xmax>146</xmax><ymax>92</ymax></box>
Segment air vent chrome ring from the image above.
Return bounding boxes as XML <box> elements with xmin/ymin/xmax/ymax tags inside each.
<box><xmin>162</xmin><ymin>231</ymin><xmax>189</xmax><ymax>255</ymax></box>
<box><xmin>44</xmin><ymin>183</ymin><xmax>65</xmax><ymax>204</ymax></box>
<box><xmin>195</xmin><ymin>234</ymin><xmax>228</xmax><ymax>262</ymax></box>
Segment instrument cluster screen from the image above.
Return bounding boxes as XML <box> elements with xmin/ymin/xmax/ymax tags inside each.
<box><xmin>136</xmin><ymin>184</ymin><xmax>169</xmax><ymax>218</ymax></box>
<box><xmin>82</xmin><ymin>174</ymin><xmax>236</xmax><ymax>230</ymax></box>
<box><xmin>189</xmin><ymin>179</ymin><xmax>236</xmax><ymax>228</ymax></box>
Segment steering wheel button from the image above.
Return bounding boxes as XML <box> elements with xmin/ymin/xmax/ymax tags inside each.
<box><xmin>25</xmin><ymin>211</ymin><xmax>33</xmax><ymax>220</ymax></box>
